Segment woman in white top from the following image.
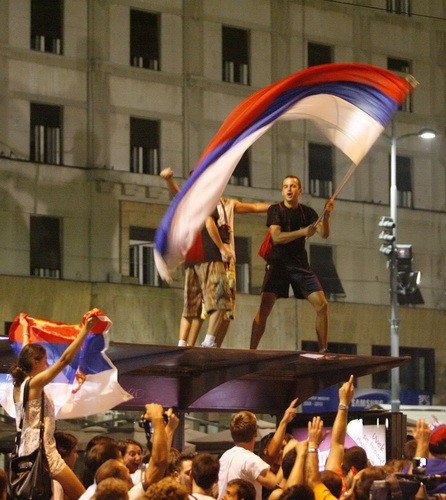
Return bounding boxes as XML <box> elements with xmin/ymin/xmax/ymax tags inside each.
<box><xmin>11</xmin><ymin>314</ymin><xmax>97</xmax><ymax>500</ymax></box>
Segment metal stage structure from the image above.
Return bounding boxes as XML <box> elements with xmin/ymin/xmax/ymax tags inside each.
<box><xmin>107</xmin><ymin>343</ymin><xmax>408</xmax><ymax>414</ymax></box>
<box><xmin>0</xmin><ymin>341</ymin><xmax>409</xmax><ymax>451</ymax></box>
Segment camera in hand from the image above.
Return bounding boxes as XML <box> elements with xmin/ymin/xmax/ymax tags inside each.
<box><xmin>138</xmin><ymin>413</ymin><xmax>169</xmax><ymax>435</ymax></box>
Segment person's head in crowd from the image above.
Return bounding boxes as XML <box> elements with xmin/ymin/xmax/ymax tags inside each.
<box><xmin>95</xmin><ymin>459</ymin><xmax>133</xmax><ymax>490</ymax></box>
<box><xmin>191</xmin><ymin>453</ymin><xmax>219</xmax><ymax>492</ymax></box>
<box><xmin>429</xmin><ymin>424</ymin><xmax>446</xmax><ymax>458</ymax></box>
<box><xmin>11</xmin><ymin>343</ymin><xmax>47</xmax><ymax>387</ymax></box>
<box><xmin>0</xmin><ymin>468</ymin><xmax>7</xmax><ymax>500</ymax></box>
<box><xmin>230</xmin><ymin>411</ymin><xmax>257</xmax><ymax>444</ymax></box>
<box><xmin>144</xmin><ymin>476</ymin><xmax>189</xmax><ymax>499</ymax></box>
<box><xmin>342</xmin><ymin>446</ymin><xmax>369</xmax><ymax>487</ymax></box>
<box><xmin>83</xmin><ymin>441</ymin><xmax>122</xmax><ymax>487</ymax></box>
<box><xmin>320</xmin><ymin>469</ymin><xmax>343</xmax><ymax>498</ymax></box>
<box><xmin>166</xmin><ymin>448</ymin><xmax>182</xmax><ymax>476</ymax></box>
<box><xmin>55</xmin><ymin>431</ymin><xmax>79</xmax><ymax>469</ymax></box>
<box><xmin>222</xmin><ymin>478</ymin><xmax>256</xmax><ymax>500</ymax></box>
<box><xmin>403</xmin><ymin>438</ymin><xmax>417</xmax><ymax>460</ymax></box>
<box><xmin>85</xmin><ymin>435</ymin><xmax>116</xmax><ymax>454</ymax></box>
<box><xmin>281</xmin><ymin>449</ymin><xmax>297</xmax><ymax>480</ymax></box>
<box><xmin>117</xmin><ymin>438</ymin><xmax>143</xmax><ymax>474</ymax></box>
<box><xmin>173</xmin><ymin>451</ymin><xmax>196</xmax><ymax>493</ymax></box>
<box><xmin>259</xmin><ymin>431</ymin><xmax>293</xmax><ymax>472</ymax></box>
<box><xmin>349</xmin><ymin>466</ymin><xmax>386</xmax><ymax>500</ymax></box>
<box><xmin>92</xmin><ymin>477</ymin><xmax>129</xmax><ymax>500</ymax></box>
<box><xmin>277</xmin><ymin>484</ymin><xmax>314</xmax><ymax>500</ymax></box>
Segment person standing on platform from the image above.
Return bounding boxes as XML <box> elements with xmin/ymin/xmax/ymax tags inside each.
<box><xmin>250</xmin><ymin>175</ymin><xmax>334</xmax><ymax>352</ymax></box>
<box><xmin>160</xmin><ymin>167</ymin><xmax>270</xmax><ymax>348</ymax></box>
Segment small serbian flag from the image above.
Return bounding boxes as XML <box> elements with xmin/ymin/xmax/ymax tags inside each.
<box><xmin>0</xmin><ymin>309</ymin><xmax>132</xmax><ymax>419</ymax></box>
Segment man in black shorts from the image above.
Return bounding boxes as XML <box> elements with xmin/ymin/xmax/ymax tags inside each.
<box><xmin>250</xmin><ymin>175</ymin><xmax>334</xmax><ymax>352</ymax></box>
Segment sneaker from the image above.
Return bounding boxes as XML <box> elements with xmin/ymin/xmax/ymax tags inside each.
<box><xmin>201</xmin><ymin>341</ymin><xmax>217</xmax><ymax>348</ymax></box>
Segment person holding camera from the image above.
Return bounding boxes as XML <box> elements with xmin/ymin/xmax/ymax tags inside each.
<box><xmin>409</xmin><ymin>419</ymin><xmax>446</xmax><ymax>495</ymax></box>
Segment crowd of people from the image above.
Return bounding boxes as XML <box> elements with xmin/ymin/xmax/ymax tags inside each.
<box><xmin>4</xmin><ymin>352</ymin><xmax>446</xmax><ymax>499</ymax></box>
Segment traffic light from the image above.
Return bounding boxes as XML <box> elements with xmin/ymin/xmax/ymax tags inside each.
<box><xmin>396</xmin><ymin>244</ymin><xmax>421</xmax><ymax>295</ymax></box>
<box><xmin>378</xmin><ymin>216</ymin><xmax>395</xmax><ymax>256</ymax></box>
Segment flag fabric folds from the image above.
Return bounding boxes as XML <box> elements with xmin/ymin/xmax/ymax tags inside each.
<box><xmin>0</xmin><ymin>309</ymin><xmax>132</xmax><ymax>419</ymax></box>
<box><xmin>154</xmin><ymin>63</ymin><xmax>414</xmax><ymax>281</ymax></box>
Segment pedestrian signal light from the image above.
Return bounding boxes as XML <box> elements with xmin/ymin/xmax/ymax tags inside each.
<box><xmin>378</xmin><ymin>217</ymin><xmax>395</xmax><ymax>256</ymax></box>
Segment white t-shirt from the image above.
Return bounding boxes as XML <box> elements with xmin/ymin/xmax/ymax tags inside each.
<box><xmin>78</xmin><ymin>481</ymin><xmax>144</xmax><ymax>500</ymax></box>
<box><xmin>218</xmin><ymin>445</ymin><xmax>269</xmax><ymax>500</ymax></box>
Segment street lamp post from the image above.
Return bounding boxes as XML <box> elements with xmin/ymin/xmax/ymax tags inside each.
<box><xmin>387</xmin><ymin>124</ymin><xmax>436</xmax><ymax>412</ymax></box>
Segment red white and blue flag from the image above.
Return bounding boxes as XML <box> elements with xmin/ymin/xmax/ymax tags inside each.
<box><xmin>154</xmin><ymin>63</ymin><xmax>414</xmax><ymax>280</ymax></box>
<box><xmin>0</xmin><ymin>309</ymin><xmax>132</xmax><ymax>419</ymax></box>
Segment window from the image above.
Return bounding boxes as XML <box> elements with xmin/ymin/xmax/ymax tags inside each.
<box><xmin>387</xmin><ymin>58</ymin><xmax>412</xmax><ymax>111</ymax></box>
<box><xmin>234</xmin><ymin>237</ymin><xmax>250</xmax><ymax>293</ymax></box>
<box><xmin>310</xmin><ymin>245</ymin><xmax>345</xmax><ymax>298</ymax></box>
<box><xmin>302</xmin><ymin>340</ymin><xmax>356</xmax><ymax>354</ymax></box>
<box><xmin>222</xmin><ymin>26</ymin><xmax>250</xmax><ymax>85</ymax></box>
<box><xmin>30</xmin><ymin>216</ymin><xmax>61</xmax><ymax>278</ymax></box>
<box><xmin>31</xmin><ymin>0</ymin><xmax>63</xmax><ymax>54</ymax></box>
<box><xmin>309</xmin><ymin>143</ymin><xmax>333</xmax><ymax>197</ymax></box>
<box><xmin>372</xmin><ymin>345</ymin><xmax>434</xmax><ymax>394</ymax></box>
<box><xmin>229</xmin><ymin>151</ymin><xmax>250</xmax><ymax>186</ymax></box>
<box><xmin>386</xmin><ymin>0</ymin><xmax>411</xmax><ymax>15</ymax></box>
<box><xmin>130</xmin><ymin>118</ymin><xmax>160</xmax><ymax>174</ymax></box>
<box><xmin>308</xmin><ymin>43</ymin><xmax>333</xmax><ymax>67</ymax></box>
<box><xmin>130</xmin><ymin>10</ymin><xmax>160</xmax><ymax>70</ymax></box>
<box><xmin>129</xmin><ymin>227</ymin><xmax>160</xmax><ymax>286</ymax></box>
<box><xmin>396</xmin><ymin>155</ymin><xmax>412</xmax><ymax>208</ymax></box>
<box><xmin>30</xmin><ymin>103</ymin><xmax>62</xmax><ymax>165</ymax></box>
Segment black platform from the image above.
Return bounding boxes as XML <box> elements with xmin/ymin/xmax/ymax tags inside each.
<box><xmin>106</xmin><ymin>343</ymin><xmax>408</xmax><ymax>414</ymax></box>
<box><xmin>0</xmin><ymin>340</ymin><xmax>408</xmax><ymax>414</ymax></box>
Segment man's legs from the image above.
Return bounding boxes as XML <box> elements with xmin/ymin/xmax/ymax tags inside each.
<box><xmin>200</xmin><ymin>261</ymin><xmax>231</xmax><ymax>347</ymax></box>
<box><xmin>179</xmin><ymin>266</ymin><xmax>203</xmax><ymax>346</ymax></box>
<box><xmin>215</xmin><ymin>317</ymin><xmax>230</xmax><ymax>347</ymax></box>
<box><xmin>179</xmin><ymin>316</ymin><xmax>203</xmax><ymax>346</ymax></box>
<box><xmin>250</xmin><ymin>292</ymin><xmax>277</xmax><ymax>349</ymax></box>
<box><xmin>306</xmin><ymin>290</ymin><xmax>328</xmax><ymax>351</ymax></box>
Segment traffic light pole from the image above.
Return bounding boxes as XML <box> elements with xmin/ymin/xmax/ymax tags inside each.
<box><xmin>389</xmin><ymin>130</ymin><xmax>400</xmax><ymax>412</ymax></box>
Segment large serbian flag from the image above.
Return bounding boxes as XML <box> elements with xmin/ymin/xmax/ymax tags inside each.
<box><xmin>154</xmin><ymin>63</ymin><xmax>415</xmax><ymax>280</ymax></box>
<box><xmin>0</xmin><ymin>309</ymin><xmax>132</xmax><ymax>419</ymax></box>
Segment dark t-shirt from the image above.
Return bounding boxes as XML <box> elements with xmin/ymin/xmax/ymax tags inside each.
<box><xmin>266</xmin><ymin>202</ymin><xmax>318</xmax><ymax>268</ymax></box>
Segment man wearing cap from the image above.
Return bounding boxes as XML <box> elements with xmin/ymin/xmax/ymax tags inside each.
<box><xmin>410</xmin><ymin>418</ymin><xmax>446</xmax><ymax>494</ymax></box>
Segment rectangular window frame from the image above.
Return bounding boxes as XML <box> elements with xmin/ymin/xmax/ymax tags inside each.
<box><xmin>372</xmin><ymin>345</ymin><xmax>435</xmax><ymax>394</ymax></box>
<box><xmin>229</xmin><ymin>151</ymin><xmax>251</xmax><ymax>187</ymax></box>
<box><xmin>309</xmin><ymin>244</ymin><xmax>345</xmax><ymax>299</ymax></box>
<box><xmin>307</xmin><ymin>42</ymin><xmax>333</xmax><ymax>67</ymax></box>
<box><xmin>309</xmin><ymin>143</ymin><xmax>334</xmax><ymax>198</ymax></box>
<box><xmin>30</xmin><ymin>215</ymin><xmax>62</xmax><ymax>279</ymax></box>
<box><xmin>30</xmin><ymin>103</ymin><xmax>63</xmax><ymax>165</ymax></box>
<box><xmin>130</xmin><ymin>118</ymin><xmax>160</xmax><ymax>175</ymax></box>
<box><xmin>387</xmin><ymin>57</ymin><xmax>412</xmax><ymax>111</ymax></box>
<box><xmin>302</xmin><ymin>340</ymin><xmax>356</xmax><ymax>354</ymax></box>
<box><xmin>222</xmin><ymin>26</ymin><xmax>250</xmax><ymax>85</ymax></box>
<box><xmin>130</xmin><ymin>9</ymin><xmax>160</xmax><ymax>70</ymax></box>
<box><xmin>234</xmin><ymin>236</ymin><xmax>251</xmax><ymax>294</ymax></box>
<box><xmin>129</xmin><ymin>227</ymin><xmax>161</xmax><ymax>286</ymax></box>
<box><xmin>386</xmin><ymin>0</ymin><xmax>411</xmax><ymax>15</ymax></box>
<box><xmin>31</xmin><ymin>0</ymin><xmax>63</xmax><ymax>55</ymax></box>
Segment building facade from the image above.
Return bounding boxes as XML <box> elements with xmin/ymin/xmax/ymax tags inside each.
<box><xmin>0</xmin><ymin>0</ymin><xmax>445</xmax><ymax>402</ymax></box>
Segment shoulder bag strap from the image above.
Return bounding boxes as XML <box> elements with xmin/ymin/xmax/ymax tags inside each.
<box><xmin>39</xmin><ymin>388</ymin><xmax>45</xmax><ymax>444</ymax></box>
<box><xmin>14</xmin><ymin>378</ymin><xmax>31</xmax><ymax>450</ymax></box>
